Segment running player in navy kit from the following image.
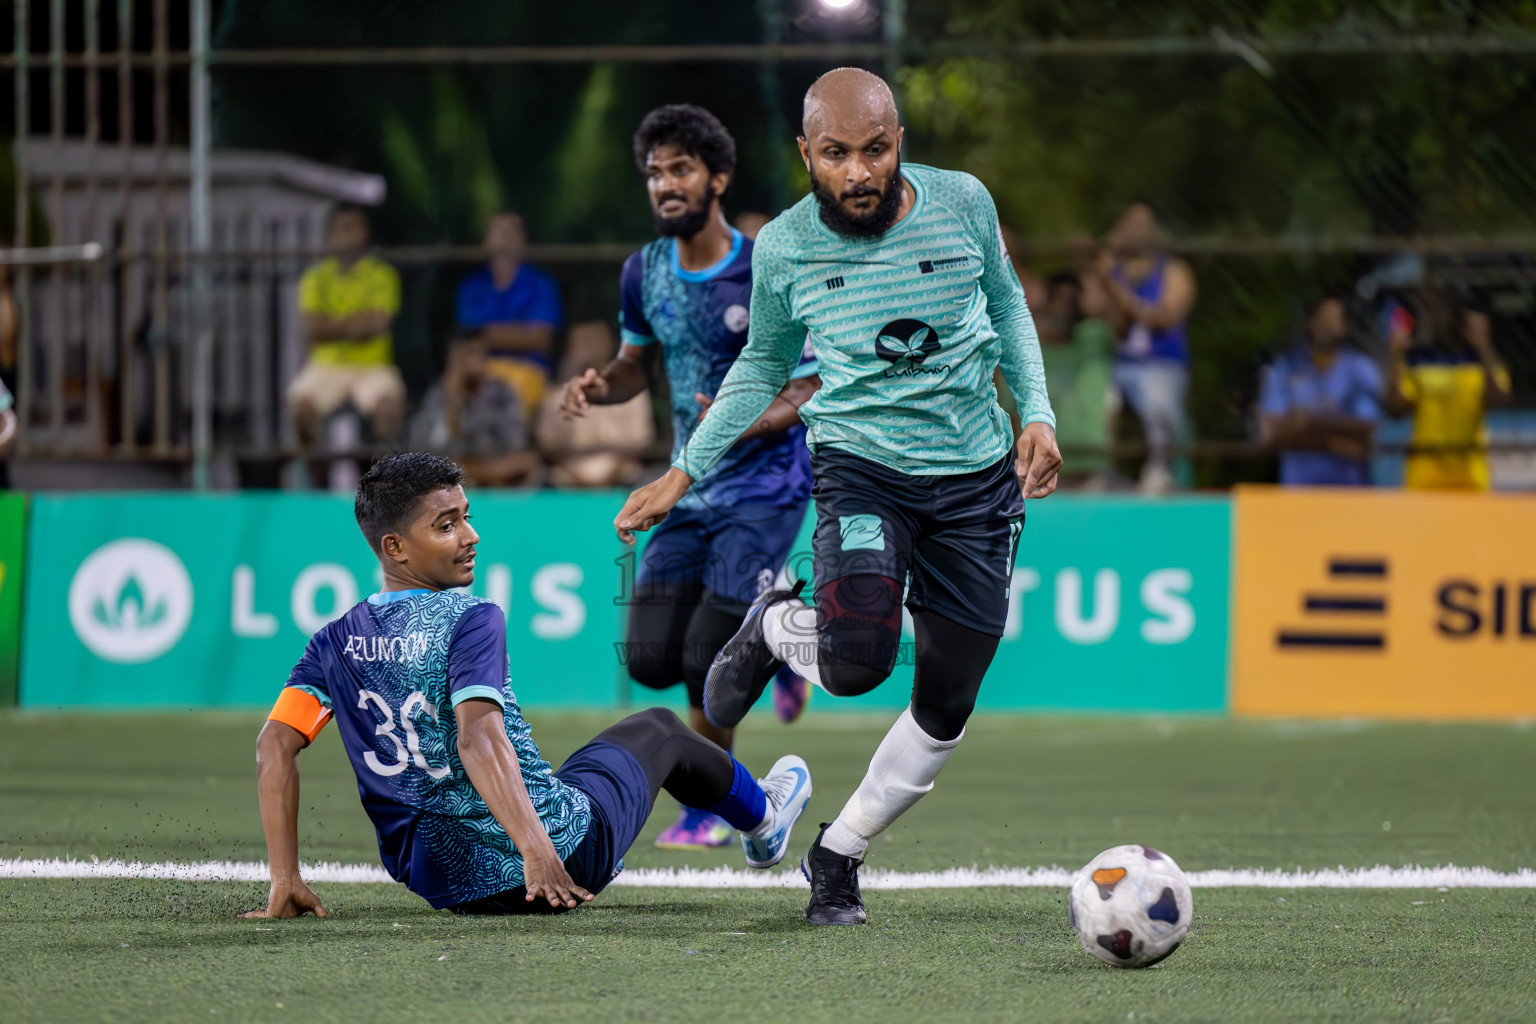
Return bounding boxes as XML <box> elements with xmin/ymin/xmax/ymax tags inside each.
<box><xmin>559</xmin><ymin>105</ymin><xmax>820</xmax><ymax>849</ymax></box>
<box><xmin>243</xmin><ymin>453</ymin><xmax>811</xmax><ymax>918</ymax></box>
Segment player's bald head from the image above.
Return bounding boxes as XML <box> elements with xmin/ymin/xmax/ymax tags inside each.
<box><xmin>801</xmin><ymin>67</ymin><xmax>899</xmax><ymax>140</ymax></box>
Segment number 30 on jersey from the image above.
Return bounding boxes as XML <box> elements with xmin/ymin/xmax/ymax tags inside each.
<box><xmin>358</xmin><ymin>689</ymin><xmax>451</xmax><ymax>779</ymax></box>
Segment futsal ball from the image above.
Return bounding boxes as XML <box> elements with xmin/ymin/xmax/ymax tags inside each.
<box><xmin>1068</xmin><ymin>844</ymin><xmax>1192</xmax><ymax>968</ymax></box>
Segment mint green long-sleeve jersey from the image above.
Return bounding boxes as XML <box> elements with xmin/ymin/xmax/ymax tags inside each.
<box><xmin>672</xmin><ymin>164</ymin><xmax>1054</xmax><ymax>481</ymax></box>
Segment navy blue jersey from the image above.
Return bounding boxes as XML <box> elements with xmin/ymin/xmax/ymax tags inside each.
<box><xmin>619</xmin><ymin>230</ymin><xmax>816</xmax><ymax>511</ymax></box>
<box><xmin>275</xmin><ymin>589</ymin><xmax>590</xmax><ymax>909</ymax></box>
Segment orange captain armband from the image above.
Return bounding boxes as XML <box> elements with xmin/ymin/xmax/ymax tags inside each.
<box><xmin>268</xmin><ymin>688</ymin><xmax>333</xmax><ymax>745</ymax></box>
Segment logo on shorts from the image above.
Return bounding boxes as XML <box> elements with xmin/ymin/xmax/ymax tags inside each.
<box><xmin>68</xmin><ymin>539</ymin><xmax>194</xmax><ymax>663</ymax></box>
<box><xmin>838</xmin><ymin>514</ymin><xmax>886</xmax><ymax>552</ymax></box>
<box><xmin>723</xmin><ymin>303</ymin><xmax>749</xmax><ymax>333</ymax></box>
<box><xmin>875</xmin><ymin>318</ymin><xmax>952</xmax><ymax>381</ymax></box>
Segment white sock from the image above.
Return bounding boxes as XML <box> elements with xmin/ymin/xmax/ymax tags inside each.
<box><xmin>761</xmin><ymin>597</ymin><xmax>822</xmax><ymax>690</ymax></box>
<box><xmin>822</xmin><ymin>707</ymin><xmax>962</xmax><ymax>859</ymax></box>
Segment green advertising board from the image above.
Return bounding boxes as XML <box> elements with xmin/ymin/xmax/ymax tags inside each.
<box><xmin>663</xmin><ymin>495</ymin><xmax>1230</xmax><ymax>716</ymax></box>
<box><xmin>0</xmin><ymin>491</ymin><xmax>25</xmax><ymax>705</ymax></box>
<box><xmin>20</xmin><ymin>491</ymin><xmax>633</xmax><ymax>709</ymax></box>
<box><xmin>21</xmin><ymin>492</ymin><xmax>1231</xmax><ymax>713</ymax></box>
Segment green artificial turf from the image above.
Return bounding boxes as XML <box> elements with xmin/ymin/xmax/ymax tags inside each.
<box><xmin>3</xmin><ymin>711</ymin><xmax>1535</xmax><ymax>1022</ymax></box>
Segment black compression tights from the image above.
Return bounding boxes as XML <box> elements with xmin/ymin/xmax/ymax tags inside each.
<box><xmin>816</xmin><ymin>573</ymin><xmax>1000</xmax><ymax>742</ymax></box>
<box><xmin>589</xmin><ymin>707</ymin><xmax>737</xmax><ymax>808</ymax></box>
<box><xmin>623</xmin><ymin>581</ymin><xmax>748</xmax><ymax>709</ymax></box>
<box><xmin>908</xmin><ymin>611</ymin><xmax>999</xmax><ymax>742</ymax></box>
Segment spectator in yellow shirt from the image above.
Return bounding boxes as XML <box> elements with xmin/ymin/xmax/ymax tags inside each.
<box><xmin>286</xmin><ymin>204</ymin><xmax>406</xmax><ymax>452</ymax></box>
<box><xmin>1386</xmin><ymin>293</ymin><xmax>1511</xmax><ymax>490</ymax></box>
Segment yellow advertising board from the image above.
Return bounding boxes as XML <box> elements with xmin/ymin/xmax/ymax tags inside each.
<box><xmin>1232</xmin><ymin>487</ymin><xmax>1536</xmax><ymax>719</ymax></box>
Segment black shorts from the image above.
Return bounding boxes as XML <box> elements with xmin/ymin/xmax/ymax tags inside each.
<box><xmin>810</xmin><ymin>448</ymin><xmax>1024</xmax><ymax>637</ymax></box>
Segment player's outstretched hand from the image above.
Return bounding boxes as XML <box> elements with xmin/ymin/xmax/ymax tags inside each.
<box><xmin>614</xmin><ymin>467</ymin><xmax>693</xmax><ymax>545</ymax></box>
<box><xmin>522</xmin><ymin>851</ymin><xmax>594</xmax><ymax>910</ymax></box>
<box><xmin>559</xmin><ymin>368</ymin><xmax>610</xmax><ymax>419</ymax></box>
<box><xmin>241</xmin><ymin>878</ymin><xmax>329</xmax><ymax>920</ymax></box>
<box><xmin>1015</xmin><ymin>421</ymin><xmax>1063</xmax><ymax>500</ymax></box>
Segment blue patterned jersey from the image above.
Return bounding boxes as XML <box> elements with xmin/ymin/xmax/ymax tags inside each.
<box><xmin>620</xmin><ymin>229</ymin><xmax>817</xmax><ymax>510</ymax></box>
<box><xmin>280</xmin><ymin>589</ymin><xmax>591</xmax><ymax>908</ymax></box>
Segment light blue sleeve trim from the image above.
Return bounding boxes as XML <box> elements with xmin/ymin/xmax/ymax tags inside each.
<box><xmin>620</xmin><ymin>327</ymin><xmax>656</xmax><ymax>347</ymax></box>
<box><xmin>451</xmin><ymin>684</ymin><xmax>507</xmax><ymax>708</ymax></box>
<box><xmin>367</xmin><ymin>588</ymin><xmax>435</xmax><ymax>606</ymax></box>
<box><xmin>292</xmin><ymin>683</ymin><xmax>333</xmax><ymax>710</ymax></box>
<box><xmin>789</xmin><ymin>358</ymin><xmax>819</xmax><ymax>381</ymax></box>
<box><xmin>1023</xmin><ymin>411</ymin><xmax>1058</xmax><ymax>430</ymax></box>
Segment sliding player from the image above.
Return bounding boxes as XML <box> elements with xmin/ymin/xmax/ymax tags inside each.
<box><xmin>244</xmin><ymin>452</ymin><xmax>811</xmax><ymax>918</ymax></box>
<box><xmin>559</xmin><ymin>105</ymin><xmax>820</xmax><ymax>850</ymax></box>
<box><xmin>612</xmin><ymin>70</ymin><xmax>1061</xmax><ymax>925</ymax></box>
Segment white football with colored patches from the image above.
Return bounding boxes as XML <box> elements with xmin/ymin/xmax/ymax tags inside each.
<box><xmin>1068</xmin><ymin>844</ymin><xmax>1192</xmax><ymax>968</ymax></box>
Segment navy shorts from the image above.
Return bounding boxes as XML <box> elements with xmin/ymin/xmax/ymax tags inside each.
<box><xmin>810</xmin><ymin>448</ymin><xmax>1024</xmax><ymax>636</ymax></box>
<box><xmin>553</xmin><ymin>740</ymin><xmax>653</xmax><ymax>894</ymax></box>
<box><xmin>445</xmin><ymin>741</ymin><xmax>650</xmax><ymax>916</ymax></box>
<box><xmin>637</xmin><ymin>502</ymin><xmax>808</xmax><ymax>607</ymax></box>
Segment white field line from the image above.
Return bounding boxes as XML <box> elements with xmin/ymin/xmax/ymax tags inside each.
<box><xmin>2</xmin><ymin>858</ymin><xmax>1534</xmax><ymax>890</ymax></box>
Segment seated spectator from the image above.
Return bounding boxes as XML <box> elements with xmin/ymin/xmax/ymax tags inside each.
<box><xmin>1038</xmin><ymin>271</ymin><xmax>1115</xmax><ymax>487</ymax></box>
<box><xmin>1258</xmin><ymin>294</ymin><xmax>1383</xmax><ymax>486</ymax></box>
<box><xmin>287</xmin><ymin>204</ymin><xmax>405</xmax><ymax>459</ymax></box>
<box><xmin>537</xmin><ymin>321</ymin><xmax>655</xmax><ymax>488</ymax></box>
<box><xmin>409</xmin><ymin>343</ymin><xmax>540</xmax><ymax>487</ymax></box>
<box><xmin>456</xmin><ymin>211</ymin><xmax>563</xmax><ymax>418</ymax></box>
<box><xmin>1386</xmin><ymin>291</ymin><xmax>1511</xmax><ymax>490</ymax></box>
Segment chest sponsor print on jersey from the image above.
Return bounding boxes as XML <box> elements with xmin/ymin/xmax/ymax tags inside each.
<box><xmin>875</xmin><ymin>318</ymin><xmax>952</xmax><ymax>381</ymax></box>
<box><xmin>918</xmin><ymin>254</ymin><xmax>971</xmax><ymax>274</ymax></box>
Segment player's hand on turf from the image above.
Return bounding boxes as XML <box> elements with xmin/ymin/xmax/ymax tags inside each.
<box><xmin>242</xmin><ymin>878</ymin><xmax>329</xmax><ymax>919</ymax></box>
<box><xmin>522</xmin><ymin>850</ymin><xmax>594</xmax><ymax>910</ymax></box>
<box><xmin>615</xmin><ymin>467</ymin><xmax>692</xmax><ymax>545</ymax></box>
<box><xmin>1016</xmin><ymin>421</ymin><xmax>1063</xmax><ymax>500</ymax></box>
<box><xmin>559</xmin><ymin>368</ymin><xmax>609</xmax><ymax>419</ymax></box>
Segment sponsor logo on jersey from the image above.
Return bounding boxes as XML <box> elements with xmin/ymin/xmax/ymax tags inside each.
<box><xmin>722</xmin><ymin>303</ymin><xmax>749</xmax><ymax>333</ymax></box>
<box><xmin>918</xmin><ymin>255</ymin><xmax>970</xmax><ymax>274</ymax></box>
<box><xmin>68</xmin><ymin>538</ymin><xmax>194</xmax><ymax>663</ymax></box>
<box><xmin>824</xmin><ymin>275</ymin><xmax>845</xmax><ymax>290</ymax></box>
<box><xmin>874</xmin><ymin>318</ymin><xmax>953</xmax><ymax>380</ymax></box>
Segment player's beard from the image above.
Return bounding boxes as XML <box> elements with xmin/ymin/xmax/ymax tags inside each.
<box><xmin>653</xmin><ymin>186</ymin><xmax>716</xmax><ymax>239</ymax></box>
<box><xmin>811</xmin><ymin>160</ymin><xmax>905</xmax><ymax>239</ymax></box>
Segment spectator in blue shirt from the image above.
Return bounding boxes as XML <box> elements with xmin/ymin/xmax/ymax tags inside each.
<box><xmin>455</xmin><ymin>211</ymin><xmax>564</xmax><ymax>418</ymax></box>
<box><xmin>1258</xmin><ymin>294</ymin><xmax>1384</xmax><ymax>486</ymax></box>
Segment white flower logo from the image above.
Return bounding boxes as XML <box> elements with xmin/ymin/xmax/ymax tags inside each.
<box><xmin>68</xmin><ymin>539</ymin><xmax>194</xmax><ymax>663</ymax></box>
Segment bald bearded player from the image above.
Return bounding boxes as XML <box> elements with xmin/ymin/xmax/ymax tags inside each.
<box><xmin>613</xmin><ymin>68</ymin><xmax>1061</xmax><ymax>926</ymax></box>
